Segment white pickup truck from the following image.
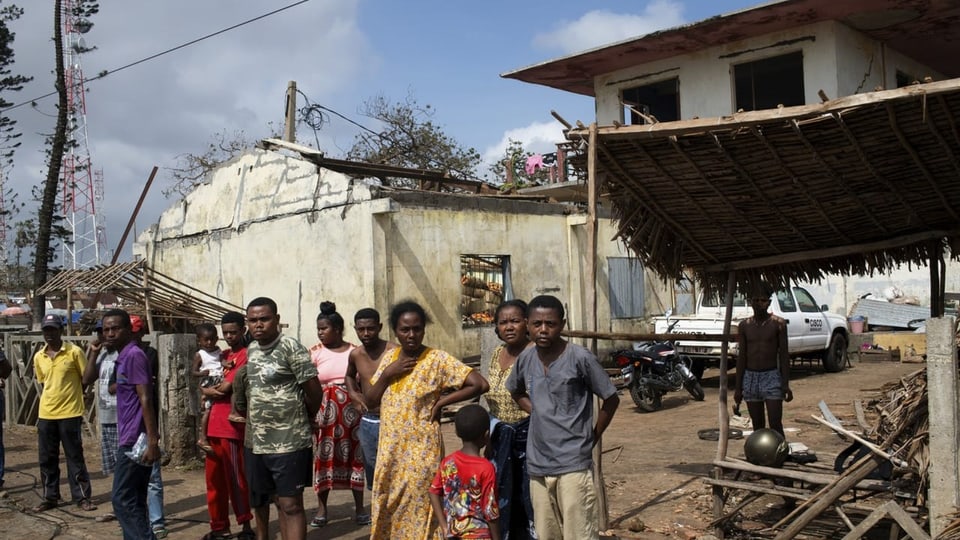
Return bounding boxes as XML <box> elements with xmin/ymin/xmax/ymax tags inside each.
<box><xmin>653</xmin><ymin>285</ymin><xmax>849</xmax><ymax>377</ymax></box>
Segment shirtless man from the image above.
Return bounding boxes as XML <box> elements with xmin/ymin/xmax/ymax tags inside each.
<box><xmin>344</xmin><ymin>308</ymin><xmax>397</xmax><ymax>490</ymax></box>
<box><xmin>734</xmin><ymin>284</ymin><xmax>792</xmax><ymax>438</ymax></box>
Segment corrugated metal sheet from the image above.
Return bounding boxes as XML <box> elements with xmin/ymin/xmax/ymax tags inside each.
<box><xmin>849</xmin><ymin>298</ymin><xmax>929</xmax><ymax>329</ymax></box>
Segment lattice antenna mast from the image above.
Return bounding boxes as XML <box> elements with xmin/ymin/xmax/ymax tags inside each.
<box><xmin>60</xmin><ymin>0</ymin><xmax>104</xmax><ymax>269</ymax></box>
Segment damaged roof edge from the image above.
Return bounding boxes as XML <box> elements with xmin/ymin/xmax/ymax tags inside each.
<box><xmin>500</xmin><ymin>0</ymin><xmax>791</xmax><ymax>84</ymax></box>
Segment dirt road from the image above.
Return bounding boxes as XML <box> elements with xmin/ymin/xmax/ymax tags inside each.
<box><xmin>0</xmin><ymin>358</ymin><xmax>919</xmax><ymax>539</ymax></box>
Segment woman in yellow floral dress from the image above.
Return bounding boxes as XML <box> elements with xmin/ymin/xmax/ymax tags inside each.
<box><xmin>366</xmin><ymin>301</ymin><xmax>489</xmax><ymax>540</ymax></box>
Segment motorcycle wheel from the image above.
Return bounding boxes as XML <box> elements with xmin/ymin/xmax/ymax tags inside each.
<box><xmin>684</xmin><ymin>380</ymin><xmax>705</xmax><ymax>401</ymax></box>
<box><xmin>629</xmin><ymin>385</ymin><xmax>662</xmax><ymax>412</ymax></box>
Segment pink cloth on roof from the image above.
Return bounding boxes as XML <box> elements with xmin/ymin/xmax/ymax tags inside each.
<box><xmin>525</xmin><ymin>154</ymin><xmax>544</xmax><ymax>176</ymax></box>
<box><xmin>309</xmin><ymin>343</ymin><xmax>354</xmax><ymax>384</ymax></box>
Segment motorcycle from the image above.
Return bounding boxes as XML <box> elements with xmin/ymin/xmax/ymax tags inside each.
<box><xmin>612</xmin><ymin>312</ymin><xmax>705</xmax><ymax>412</ymax></box>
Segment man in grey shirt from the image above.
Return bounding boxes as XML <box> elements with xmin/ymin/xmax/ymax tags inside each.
<box><xmin>507</xmin><ymin>295</ymin><xmax>619</xmax><ymax>540</ymax></box>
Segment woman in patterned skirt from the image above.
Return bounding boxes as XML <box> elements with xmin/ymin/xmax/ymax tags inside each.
<box><xmin>308</xmin><ymin>301</ymin><xmax>367</xmax><ymax>528</ymax></box>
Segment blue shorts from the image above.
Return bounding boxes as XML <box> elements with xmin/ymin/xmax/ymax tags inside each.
<box><xmin>742</xmin><ymin>368</ymin><xmax>784</xmax><ymax>402</ymax></box>
<box><xmin>358</xmin><ymin>412</ymin><xmax>380</xmax><ymax>491</ymax></box>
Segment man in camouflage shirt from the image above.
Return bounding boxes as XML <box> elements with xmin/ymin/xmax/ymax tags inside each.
<box><xmin>244</xmin><ymin>297</ymin><xmax>323</xmax><ymax>540</ymax></box>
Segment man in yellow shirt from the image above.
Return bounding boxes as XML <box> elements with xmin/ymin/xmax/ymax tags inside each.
<box><xmin>32</xmin><ymin>313</ymin><xmax>96</xmax><ymax>513</ymax></box>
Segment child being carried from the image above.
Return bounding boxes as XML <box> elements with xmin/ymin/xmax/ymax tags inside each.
<box><xmin>192</xmin><ymin>323</ymin><xmax>225</xmax><ymax>455</ymax></box>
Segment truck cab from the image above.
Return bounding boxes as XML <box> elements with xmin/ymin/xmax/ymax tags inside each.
<box><xmin>653</xmin><ymin>285</ymin><xmax>849</xmax><ymax>374</ymax></box>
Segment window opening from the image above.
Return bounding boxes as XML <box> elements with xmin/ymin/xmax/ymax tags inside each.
<box><xmin>793</xmin><ymin>287</ymin><xmax>820</xmax><ymax>313</ymax></box>
<box><xmin>733</xmin><ymin>51</ymin><xmax>805</xmax><ymax>111</ymax></box>
<box><xmin>608</xmin><ymin>257</ymin><xmax>645</xmax><ymax>318</ymax></box>
<box><xmin>622</xmin><ymin>78</ymin><xmax>680</xmax><ymax>125</ymax></box>
<box><xmin>460</xmin><ymin>255</ymin><xmax>510</xmax><ymax>327</ymax></box>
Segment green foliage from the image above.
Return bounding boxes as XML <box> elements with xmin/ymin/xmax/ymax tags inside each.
<box><xmin>346</xmin><ymin>94</ymin><xmax>481</xmax><ymax>181</ymax></box>
<box><xmin>487</xmin><ymin>138</ymin><xmax>550</xmax><ymax>191</ymax></box>
<box><xmin>164</xmin><ymin>129</ymin><xmax>251</xmax><ymax>198</ymax></box>
<box><xmin>0</xmin><ymin>3</ymin><xmax>31</xmax><ymax>169</ymax></box>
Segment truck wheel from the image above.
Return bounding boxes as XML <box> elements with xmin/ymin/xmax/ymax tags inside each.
<box><xmin>823</xmin><ymin>333</ymin><xmax>848</xmax><ymax>372</ymax></box>
<box><xmin>629</xmin><ymin>385</ymin><xmax>662</xmax><ymax>412</ymax></box>
<box><xmin>684</xmin><ymin>380</ymin><xmax>705</xmax><ymax>401</ymax></box>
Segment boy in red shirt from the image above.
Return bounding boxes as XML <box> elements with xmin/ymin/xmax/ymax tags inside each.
<box><xmin>430</xmin><ymin>404</ymin><xmax>500</xmax><ymax>540</ymax></box>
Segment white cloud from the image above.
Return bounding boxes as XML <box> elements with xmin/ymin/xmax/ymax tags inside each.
<box><xmin>6</xmin><ymin>0</ymin><xmax>375</xmax><ymax>261</ymax></box>
<box><xmin>481</xmin><ymin>121</ymin><xmax>566</xmax><ymax>177</ymax></box>
<box><xmin>533</xmin><ymin>0</ymin><xmax>686</xmax><ymax>54</ymax></box>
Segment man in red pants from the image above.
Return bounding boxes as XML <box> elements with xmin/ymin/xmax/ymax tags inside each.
<box><xmin>202</xmin><ymin>311</ymin><xmax>254</xmax><ymax>540</ymax></box>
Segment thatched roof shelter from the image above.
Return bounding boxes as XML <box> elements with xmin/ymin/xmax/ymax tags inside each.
<box><xmin>564</xmin><ymin>79</ymin><xmax>960</xmax><ymax>296</ymax></box>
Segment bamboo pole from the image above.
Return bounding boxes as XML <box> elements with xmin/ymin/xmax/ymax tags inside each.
<box><xmin>585</xmin><ymin>122</ymin><xmax>608</xmax><ymax>531</ymax></box>
<box><xmin>712</xmin><ymin>270</ymin><xmax>737</xmax><ymax>538</ymax></box>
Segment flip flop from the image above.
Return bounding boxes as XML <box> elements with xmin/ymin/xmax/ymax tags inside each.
<box><xmin>31</xmin><ymin>499</ymin><xmax>58</xmax><ymax>513</ymax></box>
<box><xmin>309</xmin><ymin>514</ymin><xmax>328</xmax><ymax>528</ymax></box>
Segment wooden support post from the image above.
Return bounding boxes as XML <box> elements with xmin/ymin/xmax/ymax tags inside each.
<box><xmin>713</xmin><ymin>270</ymin><xmax>737</xmax><ymax>538</ymax></box>
<box><xmin>586</xmin><ymin>122</ymin><xmax>598</xmax><ymax>356</ymax></box>
<box><xmin>926</xmin><ymin>316</ymin><xmax>959</xmax><ymax>537</ymax></box>
<box><xmin>585</xmin><ymin>122</ymin><xmax>608</xmax><ymax>531</ymax></box>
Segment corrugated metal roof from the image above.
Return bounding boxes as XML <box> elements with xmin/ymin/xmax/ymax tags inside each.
<box><xmin>849</xmin><ymin>298</ymin><xmax>929</xmax><ymax>329</ymax></box>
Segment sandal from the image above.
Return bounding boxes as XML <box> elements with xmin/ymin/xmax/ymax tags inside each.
<box><xmin>31</xmin><ymin>499</ymin><xmax>58</xmax><ymax>513</ymax></box>
<box><xmin>309</xmin><ymin>514</ymin><xmax>328</xmax><ymax>528</ymax></box>
<box><xmin>200</xmin><ymin>531</ymin><xmax>232</xmax><ymax>540</ymax></box>
<box><xmin>355</xmin><ymin>512</ymin><xmax>372</xmax><ymax>525</ymax></box>
<box><xmin>77</xmin><ymin>498</ymin><xmax>97</xmax><ymax>511</ymax></box>
<box><xmin>236</xmin><ymin>530</ymin><xmax>256</xmax><ymax>540</ymax></box>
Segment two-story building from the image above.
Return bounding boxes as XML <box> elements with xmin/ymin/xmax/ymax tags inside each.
<box><xmin>504</xmin><ymin>0</ymin><xmax>960</xmax><ymax>315</ymax></box>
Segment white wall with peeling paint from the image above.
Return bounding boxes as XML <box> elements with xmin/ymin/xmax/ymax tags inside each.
<box><xmin>135</xmin><ymin>149</ymin><xmax>667</xmax><ymax>358</ymax></box>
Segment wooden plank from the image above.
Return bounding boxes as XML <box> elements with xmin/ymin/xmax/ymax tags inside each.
<box><xmin>701</xmin><ymin>228</ymin><xmax>960</xmax><ymax>272</ymax></box>
<box><xmin>853</xmin><ymin>400</ymin><xmax>869</xmax><ymax>433</ymax></box>
<box><xmin>703</xmin><ymin>477</ymin><xmax>811</xmax><ymax>500</ymax></box>
<box><xmin>714</xmin><ymin>459</ymin><xmax>888</xmax><ymax>490</ymax></box>
<box><xmin>563</xmin><ymin>329</ymin><xmax>732</xmax><ymax>342</ymax></box>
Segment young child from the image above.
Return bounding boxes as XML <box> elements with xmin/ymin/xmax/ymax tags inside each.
<box><xmin>191</xmin><ymin>323</ymin><xmax>223</xmax><ymax>454</ymax></box>
<box><xmin>429</xmin><ymin>404</ymin><xmax>500</xmax><ymax>540</ymax></box>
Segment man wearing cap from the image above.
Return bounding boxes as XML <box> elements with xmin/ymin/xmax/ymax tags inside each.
<box><xmin>33</xmin><ymin>312</ymin><xmax>96</xmax><ymax>513</ymax></box>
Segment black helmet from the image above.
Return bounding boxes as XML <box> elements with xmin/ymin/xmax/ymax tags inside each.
<box><xmin>744</xmin><ymin>428</ymin><xmax>789</xmax><ymax>467</ymax></box>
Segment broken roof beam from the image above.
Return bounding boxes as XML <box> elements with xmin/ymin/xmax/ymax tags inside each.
<box><xmin>596</xmin><ymin>142</ymin><xmax>717</xmax><ymax>264</ymax></box>
<box><xmin>702</xmin><ymin>228</ymin><xmax>960</xmax><ymax>272</ymax></box>
<box><xmin>666</xmin><ymin>136</ymin><xmax>779</xmax><ymax>254</ymax></box>
<box><xmin>829</xmin><ymin>112</ymin><xmax>927</xmax><ymax>229</ymax></box>
<box><xmin>748</xmin><ymin>126</ymin><xmax>850</xmax><ymax>244</ymax></box>
<box><xmin>709</xmin><ymin>133</ymin><xmax>816</xmax><ymax>250</ymax></box>
<box><xmin>885</xmin><ymin>102</ymin><xmax>960</xmax><ymax>222</ymax></box>
<box><xmin>788</xmin><ymin>119</ymin><xmax>889</xmax><ymax>235</ymax></box>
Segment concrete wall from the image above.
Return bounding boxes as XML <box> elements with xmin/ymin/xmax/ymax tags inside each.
<box><xmin>136</xmin><ymin>150</ymin><xmax>660</xmax><ymax>360</ymax></box>
<box><xmin>593</xmin><ymin>20</ymin><xmax>943</xmax><ymax>125</ymax></box>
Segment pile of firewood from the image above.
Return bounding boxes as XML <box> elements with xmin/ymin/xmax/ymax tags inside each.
<box><xmin>864</xmin><ymin>367</ymin><xmax>929</xmax><ymax>503</ymax></box>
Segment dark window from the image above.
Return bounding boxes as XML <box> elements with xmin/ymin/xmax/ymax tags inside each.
<box><xmin>622</xmin><ymin>78</ymin><xmax>680</xmax><ymax>124</ymax></box>
<box><xmin>895</xmin><ymin>70</ymin><xmax>917</xmax><ymax>88</ymax></box>
<box><xmin>776</xmin><ymin>290</ymin><xmax>797</xmax><ymax>312</ymax></box>
<box><xmin>608</xmin><ymin>257</ymin><xmax>645</xmax><ymax>318</ymax></box>
<box><xmin>734</xmin><ymin>52</ymin><xmax>805</xmax><ymax>111</ymax></box>
<box><xmin>793</xmin><ymin>287</ymin><xmax>820</xmax><ymax>313</ymax></box>
<box><xmin>460</xmin><ymin>255</ymin><xmax>510</xmax><ymax>327</ymax></box>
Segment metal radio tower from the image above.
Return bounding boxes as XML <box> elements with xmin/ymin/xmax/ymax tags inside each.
<box><xmin>60</xmin><ymin>0</ymin><xmax>106</xmax><ymax>269</ymax></box>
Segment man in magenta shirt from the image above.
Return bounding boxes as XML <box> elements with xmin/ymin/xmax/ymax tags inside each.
<box><xmin>202</xmin><ymin>311</ymin><xmax>254</xmax><ymax>539</ymax></box>
<box><xmin>103</xmin><ymin>309</ymin><xmax>160</xmax><ymax>540</ymax></box>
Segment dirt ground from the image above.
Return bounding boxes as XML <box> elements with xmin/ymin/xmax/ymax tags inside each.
<box><xmin>0</xmin><ymin>357</ymin><xmax>921</xmax><ymax>539</ymax></box>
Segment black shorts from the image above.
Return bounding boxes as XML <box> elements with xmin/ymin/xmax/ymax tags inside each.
<box><xmin>245</xmin><ymin>446</ymin><xmax>312</xmax><ymax>504</ymax></box>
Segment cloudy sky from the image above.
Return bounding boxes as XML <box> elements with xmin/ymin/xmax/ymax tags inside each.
<box><xmin>6</xmin><ymin>0</ymin><xmax>756</xmax><ymax>264</ymax></box>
